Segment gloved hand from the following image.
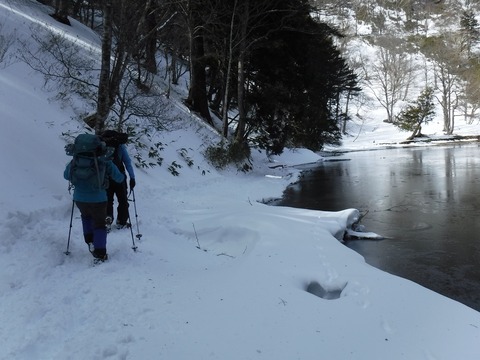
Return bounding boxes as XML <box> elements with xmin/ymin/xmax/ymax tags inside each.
<box><xmin>129</xmin><ymin>178</ymin><xmax>136</xmax><ymax>190</ymax></box>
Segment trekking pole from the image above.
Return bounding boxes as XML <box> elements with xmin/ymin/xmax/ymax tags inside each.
<box><xmin>65</xmin><ymin>199</ymin><xmax>75</xmax><ymax>255</ymax></box>
<box><xmin>130</xmin><ymin>188</ymin><xmax>142</xmax><ymax>240</ymax></box>
<box><xmin>127</xmin><ymin>215</ymin><xmax>138</xmax><ymax>252</ymax></box>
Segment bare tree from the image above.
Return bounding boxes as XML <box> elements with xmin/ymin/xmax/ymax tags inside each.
<box><xmin>18</xmin><ymin>28</ymin><xmax>99</xmax><ymax>106</ymax></box>
<box><xmin>423</xmin><ymin>34</ymin><xmax>463</xmax><ymax>135</ymax></box>
<box><xmin>112</xmin><ymin>67</ymin><xmax>172</xmax><ymax>132</ymax></box>
<box><xmin>90</xmin><ymin>0</ymin><xmax>165</xmax><ymax>131</ymax></box>
<box><xmin>434</xmin><ymin>60</ymin><xmax>460</xmax><ymax>134</ymax></box>
<box><xmin>362</xmin><ymin>41</ymin><xmax>415</xmax><ymax>123</ymax></box>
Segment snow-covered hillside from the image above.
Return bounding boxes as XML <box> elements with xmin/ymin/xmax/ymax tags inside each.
<box><xmin>0</xmin><ymin>1</ymin><xmax>479</xmax><ymax>359</ymax></box>
<box><xmin>317</xmin><ymin>0</ymin><xmax>480</xmax><ymax>152</ymax></box>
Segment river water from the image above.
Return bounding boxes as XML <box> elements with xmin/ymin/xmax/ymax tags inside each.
<box><xmin>275</xmin><ymin>144</ymin><xmax>480</xmax><ymax>312</ymax></box>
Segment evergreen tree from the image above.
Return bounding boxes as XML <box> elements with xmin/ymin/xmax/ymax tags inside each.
<box><xmin>246</xmin><ymin>9</ymin><xmax>354</xmax><ymax>153</ymax></box>
<box><xmin>394</xmin><ymin>87</ymin><xmax>435</xmax><ymax>140</ymax></box>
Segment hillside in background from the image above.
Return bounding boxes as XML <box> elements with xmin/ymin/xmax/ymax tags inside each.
<box><xmin>4</xmin><ymin>1</ymin><xmax>480</xmax><ymax>154</ymax></box>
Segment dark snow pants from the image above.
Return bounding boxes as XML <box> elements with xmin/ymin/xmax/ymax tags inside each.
<box><xmin>106</xmin><ymin>179</ymin><xmax>129</xmax><ymax>225</ymax></box>
<box><xmin>76</xmin><ymin>201</ymin><xmax>108</xmax><ymax>250</ymax></box>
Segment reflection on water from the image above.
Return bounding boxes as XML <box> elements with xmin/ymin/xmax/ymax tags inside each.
<box><xmin>276</xmin><ymin>145</ymin><xmax>480</xmax><ymax>311</ymax></box>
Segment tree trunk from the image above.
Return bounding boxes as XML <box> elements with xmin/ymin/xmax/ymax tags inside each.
<box><xmin>109</xmin><ymin>0</ymin><xmax>129</xmax><ymax>109</ymax></box>
<box><xmin>52</xmin><ymin>0</ymin><xmax>71</xmax><ymax>25</ymax></box>
<box><xmin>143</xmin><ymin>1</ymin><xmax>158</xmax><ymax>74</ymax></box>
<box><xmin>109</xmin><ymin>44</ymin><xmax>129</xmax><ymax>109</ymax></box>
<box><xmin>95</xmin><ymin>0</ymin><xmax>113</xmax><ymax>134</ymax></box>
<box><xmin>234</xmin><ymin>51</ymin><xmax>246</xmax><ymax>142</ymax></box>
<box><xmin>233</xmin><ymin>0</ymin><xmax>249</xmax><ymax>145</ymax></box>
<box><xmin>408</xmin><ymin>125</ymin><xmax>422</xmax><ymax>140</ymax></box>
<box><xmin>342</xmin><ymin>91</ymin><xmax>352</xmax><ymax>134</ymax></box>
<box><xmin>222</xmin><ymin>0</ymin><xmax>237</xmax><ymax>138</ymax></box>
<box><xmin>186</xmin><ymin>7</ymin><xmax>212</xmax><ymax>124</ymax></box>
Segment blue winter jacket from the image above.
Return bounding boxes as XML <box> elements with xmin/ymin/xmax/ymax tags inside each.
<box><xmin>64</xmin><ymin>160</ymin><xmax>125</xmax><ymax>203</ymax></box>
<box><xmin>117</xmin><ymin>144</ymin><xmax>135</xmax><ymax>180</ymax></box>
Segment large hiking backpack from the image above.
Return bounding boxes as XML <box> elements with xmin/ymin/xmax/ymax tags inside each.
<box><xmin>100</xmin><ymin>130</ymin><xmax>128</xmax><ymax>148</ymax></box>
<box><xmin>65</xmin><ymin>134</ymin><xmax>114</xmax><ymax>190</ymax></box>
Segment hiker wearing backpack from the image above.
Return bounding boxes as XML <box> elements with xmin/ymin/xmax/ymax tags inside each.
<box><xmin>99</xmin><ymin>130</ymin><xmax>136</xmax><ymax>231</ymax></box>
<box><xmin>64</xmin><ymin>133</ymin><xmax>125</xmax><ymax>261</ymax></box>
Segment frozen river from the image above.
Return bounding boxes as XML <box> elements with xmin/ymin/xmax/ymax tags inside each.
<box><xmin>276</xmin><ymin>144</ymin><xmax>480</xmax><ymax>311</ymax></box>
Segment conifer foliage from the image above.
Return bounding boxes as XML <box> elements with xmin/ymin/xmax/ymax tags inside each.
<box><xmin>394</xmin><ymin>87</ymin><xmax>435</xmax><ymax>140</ymax></box>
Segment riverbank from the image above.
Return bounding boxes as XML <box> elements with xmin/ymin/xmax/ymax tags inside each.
<box><xmin>327</xmin><ymin>113</ymin><xmax>480</xmax><ymax>153</ymax></box>
<box><xmin>326</xmin><ymin>134</ymin><xmax>480</xmax><ymax>154</ymax></box>
<box><xmin>277</xmin><ymin>146</ymin><xmax>480</xmax><ymax>312</ymax></box>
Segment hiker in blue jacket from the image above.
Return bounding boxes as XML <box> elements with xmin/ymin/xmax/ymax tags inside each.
<box><xmin>64</xmin><ymin>134</ymin><xmax>125</xmax><ymax>261</ymax></box>
<box><xmin>100</xmin><ymin>130</ymin><xmax>136</xmax><ymax>231</ymax></box>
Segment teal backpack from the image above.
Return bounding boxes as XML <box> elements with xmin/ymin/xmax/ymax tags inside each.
<box><xmin>65</xmin><ymin>134</ymin><xmax>114</xmax><ymax>190</ymax></box>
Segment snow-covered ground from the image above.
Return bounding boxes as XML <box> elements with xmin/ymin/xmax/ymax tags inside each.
<box><xmin>1</xmin><ymin>1</ymin><xmax>479</xmax><ymax>359</ymax></box>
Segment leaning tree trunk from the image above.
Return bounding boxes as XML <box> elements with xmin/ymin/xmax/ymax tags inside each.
<box><xmin>408</xmin><ymin>124</ymin><xmax>422</xmax><ymax>140</ymax></box>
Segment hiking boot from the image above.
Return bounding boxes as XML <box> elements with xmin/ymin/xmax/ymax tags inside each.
<box><xmin>105</xmin><ymin>216</ymin><xmax>113</xmax><ymax>233</ymax></box>
<box><xmin>93</xmin><ymin>253</ymin><xmax>108</xmax><ymax>265</ymax></box>
<box><xmin>92</xmin><ymin>248</ymin><xmax>108</xmax><ymax>261</ymax></box>
<box><xmin>116</xmin><ymin>222</ymin><xmax>129</xmax><ymax>230</ymax></box>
